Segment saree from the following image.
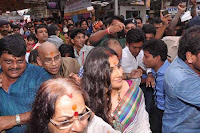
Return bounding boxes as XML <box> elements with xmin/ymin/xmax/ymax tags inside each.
<box><xmin>112</xmin><ymin>80</ymin><xmax>143</xmax><ymax>132</ymax></box>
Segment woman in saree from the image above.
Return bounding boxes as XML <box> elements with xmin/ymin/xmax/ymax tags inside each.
<box><xmin>27</xmin><ymin>78</ymin><xmax>119</xmax><ymax>133</ymax></box>
<box><xmin>82</xmin><ymin>47</ymin><xmax>151</xmax><ymax>133</ymax></box>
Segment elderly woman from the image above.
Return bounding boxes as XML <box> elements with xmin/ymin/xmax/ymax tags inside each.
<box><xmin>82</xmin><ymin>47</ymin><xmax>151</xmax><ymax>133</ymax></box>
<box><xmin>27</xmin><ymin>78</ymin><xmax>119</xmax><ymax>133</ymax></box>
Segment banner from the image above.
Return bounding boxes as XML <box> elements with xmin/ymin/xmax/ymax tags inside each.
<box><xmin>64</xmin><ymin>0</ymin><xmax>91</xmax><ymax>19</ymax></box>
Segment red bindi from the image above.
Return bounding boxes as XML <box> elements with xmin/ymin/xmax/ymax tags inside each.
<box><xmin>74</xmin><ymin>111</ymin><xmax>78</xmax><ymax>117</ymax></box>
<box><xmin>67</xmin><ymin>93</ymin><xmax>73</xmax><ymax>98</ymax></box>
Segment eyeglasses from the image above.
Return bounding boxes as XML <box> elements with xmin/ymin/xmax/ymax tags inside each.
<box><xmin>50</xmin><ymin>106</ymin><xmax>92</xmax><ymax>130</ymax></box>
<box><xmin>38</xmin><ymin>54</ymin><xmax>61</xmax><ymax>65</ymax></box>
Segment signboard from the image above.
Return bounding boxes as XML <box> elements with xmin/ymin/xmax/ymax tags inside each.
<box><xmin>24</xmin><ymin>0</ymin><xmax>45</xmax><ymax>3</ymax></box>
<box><xmin>166</xmin><ymin>5</ymin><xmax>200</xmax><ymax>15</ymax></box>
<box><xmin>47</xmin><ymin>2</ymin><xmax>59</xmax><ymax>9</ymax></box>
<box><xmin>64</xmin><ymin>0</ymin><xmax>91</xmax><ymax>20</ymax></box>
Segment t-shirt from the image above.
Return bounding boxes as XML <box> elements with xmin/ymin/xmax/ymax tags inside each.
<box><xmin>0</xmin><ymin>63</ymin><xmax>51</xmax><ymax>133</ymax></box>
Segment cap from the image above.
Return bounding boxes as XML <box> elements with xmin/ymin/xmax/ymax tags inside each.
<box><xmin>124</xmin><ymin>18</ymin><xmax>137</xmax><ymax>26</ymax></box>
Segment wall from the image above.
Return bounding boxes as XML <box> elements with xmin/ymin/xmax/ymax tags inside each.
<box><xmin>120</xmin><ymin>5</ymin><xmax>146</xmax><ymax>23</ymax></box>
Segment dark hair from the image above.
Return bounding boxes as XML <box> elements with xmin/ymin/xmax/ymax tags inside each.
<box><xmin>0</xmin><ymin>33</ymin><xmax>26</xmax><ymax>57</ymax></box>
<box><xmin>70</xmin><ymin>28</ymin><xmax>85</xmax><ymax>39</ymax></box>
<box><xmin>126</xmin><ymin>28</ymin><xmax>145</xmax><ymax>44</ymax></box>
<box><xmin>28</xmin><ymin>49</ymin><xmax>38</xmax><ymax>64</ymax></box>
<box><xmin>27</xmin><ymin>33</ymin><xmax>37</xmax><ymax>42</ymax></box>
<box><xmin>75</xmin><ymin>21</ymin><xmax>80</xmax><ymax>27</ymax></box>
<box><xmin>47</xmin><ymin>24</ymin><xmax>58</xmax><ymax>36</ymax></box>
<box><xmin>142</xmin><ymin>24</ymin><xmax>156</xmax><ymax>35</ymax></box>
<box><xmin>12</xmin><ymin>24</ymin><xmax>20</xmax><ymax>30</ymax></box>
<box><xmin>178</xmin><ymin>26</ymin><xmax>200</xmax><ymax>61</ymax></box>
<box><xmin>80</xmin><ymin>19</ymin><xmax>88</xmax><ymax>26</ymax></box>
<box><xmin>59</xmin><ymin>44</ymin><xmax>75</xmax><ymax>58</ymax></box>
<box><xmin>135</xmin><ymin>16</ymin><xmax>143</xmax><ymax>23</ymax></box>
<box><xmin>29</xmin><ymin>25</ymin><xmax>34</xmax><ymax>29</ymax></box>
<box><xmin>35</xmin><ymin>24</ymin><xmax>47</xmax><ymax>34</ymax></box>
<box><xmin>108</xmin><ymin>16</ymin><xmax>124</xmax><ymax>25</ymax></box>
<box><xmin>143</xmin><ymin>39</ymin><xmax>168</xmax><ymax>61</ymax></box>
<box><xmin>67</xmin><ymin>24</ymin><xmax>74</xmax><ymax>29</ymax></box>
<box><xmin>82</xmin><ymin>47</ymin><xmax>117</xmax><ymax>125</ymax></box>
<box><xmin>149</xmin><ymin>17</ymin><xmax>162</xmax><ymax>25</ymax></box>
<box><xmin>87</xmin><ymin>17</ymin><xmax>92</xmax><ymax>21</ymax></box>
<box><xmin>27</xmin><ymin>78</ymin><xmax>89</xmax><ymax>133</ymax></box>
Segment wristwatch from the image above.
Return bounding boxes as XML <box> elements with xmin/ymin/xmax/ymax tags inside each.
<box><xmin>16</xmin><ymin>114</ymin><xmax>21</xmax><ymax>125</ymax></box>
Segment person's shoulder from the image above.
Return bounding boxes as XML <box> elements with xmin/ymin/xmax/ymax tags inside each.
<box><xmin>87</xmin><ymin>115</ymin><xmax>120</xmax><ymax>133</ymax></box>
<box><xmin>26</xmin><ymin>63</ymin><xmax>48</xmax><ymax>74</ymax></box>
<box><xmin>62</xmin><ymin>57</ymin><xmax>76</xmax><ymax>62</ymax></box>
<box><xmin>122</xmin><ymin>46</ymin><xmax>129</xmax><ymax>56</ymax></box>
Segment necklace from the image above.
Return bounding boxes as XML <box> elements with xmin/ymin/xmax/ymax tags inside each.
<box><xmin>117</xmin><ymin>91</ymin><xmax>121</xmax><ymax>115</ymax></box>
<box><xmin>111</xmin><ymin>90</ymin><xmax>123</xmax><ymax>131</ymax></box>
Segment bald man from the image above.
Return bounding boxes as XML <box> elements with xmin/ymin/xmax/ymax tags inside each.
<box><xmin>37</xmin><ymin>42</ymin><xmax>80</xmax><ymax>78</ymax></box>
<box><xmin>102</xmin><ymin>38</ymin><xmax>122</xmax><ymax>60</ymax></box>
<box><xmin>102</xmin><ymin>38</ymin><xmax>142</xmax><ymax>80</ymax></box>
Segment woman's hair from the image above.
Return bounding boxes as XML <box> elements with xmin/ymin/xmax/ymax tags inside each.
<box><xmin>27</xmin><ymin>78</ymin><xmax>89</xmax><ymax>133</ymax></box>
<box><xmin>59</xmin><ymin>44</ymin><xmax>75</xmax><ymax>58</ymax></box>
<box><xmin>27</xmin><ymin>33</ymin><xmax>37</xmax><ymax>42</ymax></box>
<box><xmin>28</xmin><ymin>49</ymin><xmax>38</xmax><ymax>65</ymax></box>
<box><xmin>81</xmin><ymin>47</ymin><xmax>117</xmax><ymax>126</ymax></box>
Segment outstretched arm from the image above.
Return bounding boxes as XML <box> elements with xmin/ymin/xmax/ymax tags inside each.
<box><xmin>166</xmin><ymin>3</ymin><xmax>186</xmax><ymax>36</ymax></box>
<box><xmin>89</xmin><ymin>21</ymin><xmax>125</xmax><ymax>44</ymax></box>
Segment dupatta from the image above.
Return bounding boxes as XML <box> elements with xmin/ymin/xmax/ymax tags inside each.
<box><xmin>112</xmin><ymin>80</ymin><xmax>143</xmax><ymax>132</ymax></box>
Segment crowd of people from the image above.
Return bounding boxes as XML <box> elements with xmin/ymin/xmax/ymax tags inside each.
<box><xmin>0</xmin><ymin>0</ymin><xmax>200</xmax><ymax>133</ymax></box>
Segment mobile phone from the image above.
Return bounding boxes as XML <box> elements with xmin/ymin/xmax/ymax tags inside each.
<box><xmin>93</xmin><ymin>21</ymin><xmax>103</xmax><ymax>29</ymax></box>
<box><xmin>162</xmin><ymin>10</ymin><xmax>169</xmax><ymax>16</ymax></box>
<box><xmin>87</xmin><ymin>6</ymin><xmax>94</xmax><ymax>11</ymax></box>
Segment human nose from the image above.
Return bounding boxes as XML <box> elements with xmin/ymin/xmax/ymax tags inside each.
<box><xmin>71</xmin><ymin>119</ymin><xmax>84</xmax><ymax>132</ymax></box>
<box><xmin>11</xmin><ymin>62</ymin><xmax>19</xmax><ymax>68</ymax></box>
<box><xmin>116</xmin><ymin>67</ymin><xmax>123</xmax><ymax>77</ymax></box>
<box><xmin>50</xmin><ymin>59</ymin><xmax>57</xmax><ymax>66</ymax></box>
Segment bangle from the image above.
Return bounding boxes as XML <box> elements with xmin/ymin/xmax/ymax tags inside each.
<box><xmin>106</xmin><ymin>28</ymin><xmax>111</xmax><ymax>34</ymax></box>
<box><xmin>126</xmin><ymin>73</ymin><xmax>129</xmax><ymax>80</ymax></box>
<box><xmin>16</xmin><ymin>114</ymin><xmax>21</xmax><ymax>125</ymax></box>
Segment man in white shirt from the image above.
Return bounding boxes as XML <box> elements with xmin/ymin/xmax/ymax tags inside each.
<box><xmin>121</xmin><ymin>28</ymin><xmax>154</xmax><ymax>86</ymax></box>
<box><xmin>70</xmin><ymin>29</ymin><xmax>94</xmax><ymax>66</ymax></box>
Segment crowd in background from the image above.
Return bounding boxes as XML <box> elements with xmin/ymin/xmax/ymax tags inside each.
<box><xmin>1</xmin><ymin>0</ymin><xmax>200</xmax><ymax>133</ymax></box>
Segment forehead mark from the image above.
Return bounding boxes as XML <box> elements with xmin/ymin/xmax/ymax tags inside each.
<box><xmin>50</xmin><ymin>52</ymin><xmax>54</xmax><ymax>56</ymax></box>
<box><xmin>74</xmin><ymin>111</ymin><xmax>78</xmax><ymax>118</ymax></box>
<box><xmin>72</xmin><ymin>104</ymin><xmax>78</xmax><ymax>118</ymax></box>
<box><xmin>72</xmin><ymin>104</ymin><xmax>77</xmax><ymax>111</ymax></box>
<box><xmin>67</xmin><ymin>93</ymin><xmax>73</xmax><ymax>98</ymax></box>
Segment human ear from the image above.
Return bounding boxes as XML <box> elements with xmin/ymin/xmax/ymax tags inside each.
<box><xmin>186</xmin><ymin>52</ymin><xmax>196</xmax><ymax>64</ymax></box>
<box><xmin>71</xmin><ymin>39</ymin><xmax>74</xmax><ymax>44</ymax></box>
<box><xmin>36</xmin><ymin>56</ymin><xmax>43</xmax><ymax>67</ymax></box>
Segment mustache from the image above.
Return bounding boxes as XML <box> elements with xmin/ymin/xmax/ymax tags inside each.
<box><xmin>8</xmin><ymin>68</ymin><xmax>21</xmax><ymax>71</ymax></box>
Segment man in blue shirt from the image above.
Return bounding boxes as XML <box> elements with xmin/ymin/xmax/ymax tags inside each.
<box><xmin>0</xmin><ymin>34</ymin><xmax>51</xmax><ymax>133</ymax></box>
<box><xmin>162</xmin><ymin>26</ymin><xmax>200</xmax><ymax>133</ymax></box>
<box><xmin>143</xmin><ymin>39</ymin><xmax>170</xmax><ymax>133</ymax></box>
